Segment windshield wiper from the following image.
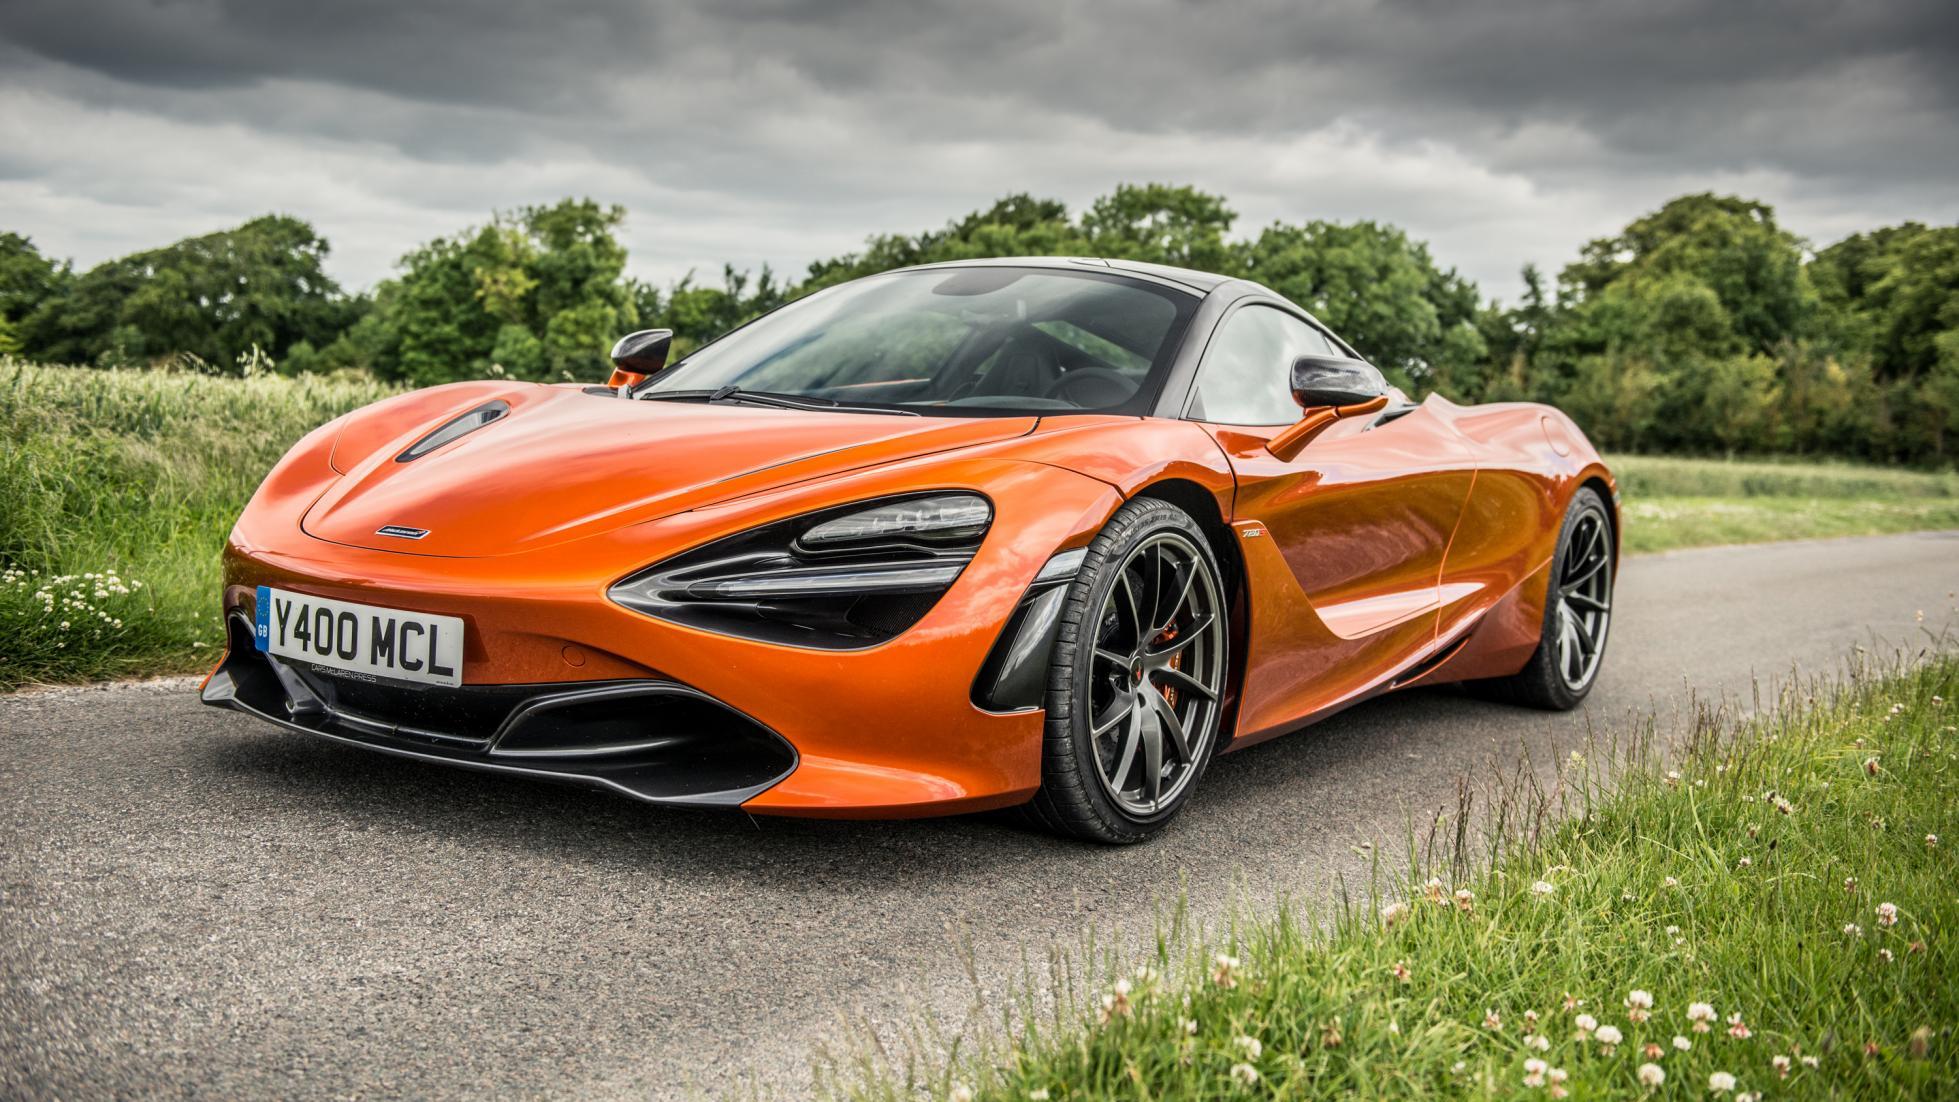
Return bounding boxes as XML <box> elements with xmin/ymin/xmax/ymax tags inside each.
<box><xmin>637</xmin><ymin>385</ymin><xmax>919</xmax><ymax>416</ymax></box>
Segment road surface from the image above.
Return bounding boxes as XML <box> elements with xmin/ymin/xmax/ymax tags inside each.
<box><xmin>5</xmin><ymin>531</ymin><xmax>1957</xmax><ymax>1099</ymax></box>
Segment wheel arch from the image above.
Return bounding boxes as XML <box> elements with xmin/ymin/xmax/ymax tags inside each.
<box><xmin>1577</xmin><ymin>473</ymin><xmax>1620</xmax><ymax>574</ymax></box>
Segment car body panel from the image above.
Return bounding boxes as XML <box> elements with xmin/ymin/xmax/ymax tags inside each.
<box><xmin>204</xmin><ymin>256</ymin><xmax>1616</xmax><ymax>818</ymax></box>
<box><xmin>1204</xmin><ymin>399</ymin><xmax>1478</xmax><ymax>743</ymax></box>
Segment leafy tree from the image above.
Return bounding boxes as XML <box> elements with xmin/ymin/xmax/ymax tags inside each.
<box><xmin>1814</xmin><ymin>223</ymin><xmax>1959</xmax><ymax>380</ymax></box>
<box><xmin>1560</xmin><ymin>193</ymin><xmax>1818</xmax><ymax>357</ymax></box>
<box><xmin>351</xmin><ymin>199</ymin><xmax>639</xmax><ymax>385</ymax></box>
<box><xmin>802</xmin><ymin>193</ymin><xmax>1089</xmax><ymax>292</ymax></box>
<box><xmin>1080</xmin><ymin>184</ymin><xmax>1236</xmax><ymax>272</ymax></box>
<box><xmin>16</xmin><ymin>216</ymin><xmax>351</xmax><ymax>371</ymax></box>
<box><xmin>1236</xmin><ymin>219</ymin><xmax>1487</xmax><ymax>394</ymax></box>
<box><xmin>0</xmin><ymin>233</ymin><xmax>71</xmax><ymax>354</ymax></box>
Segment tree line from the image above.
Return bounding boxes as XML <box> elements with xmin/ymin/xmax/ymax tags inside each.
<box><xmin>2</xmin><ymin>185</ymin><xmax>1954</xmax><ymax>464</ymax></box>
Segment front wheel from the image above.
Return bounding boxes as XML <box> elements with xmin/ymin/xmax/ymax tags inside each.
<box><xmin>1471</xmin><ymin>487</ymin><xmax>1614</xmax><ymax>710</ymax></box>
<box><xmin>1025</xmin><ymin>498</ymin><xmax>1229</xmax><ymax>844</ymax></box>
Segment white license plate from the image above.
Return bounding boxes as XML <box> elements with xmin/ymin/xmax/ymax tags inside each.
<box><xmin>255</xmin><ymin>585</ymin><xmax>464</xmax><ymax>687</ymax></box>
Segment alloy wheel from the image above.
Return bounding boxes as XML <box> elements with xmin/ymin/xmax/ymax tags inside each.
<box><xmin>1552</xmin><ymin>509</ymin><xmax>1612</xmax><ymax>692</ymax></box>
<box><xmin>1084</xmin><ymin>531</ymin><xmax>1226</xmax><ymax>817</ymax></box>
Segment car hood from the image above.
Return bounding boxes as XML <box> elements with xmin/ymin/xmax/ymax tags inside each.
<box><xmin>302</xmin><ymin>386</ymin><xmax>1036</xmax><ymax>557</ymax></box>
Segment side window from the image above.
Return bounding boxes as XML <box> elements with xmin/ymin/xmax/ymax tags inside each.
<box><xmin>1189</xmin><ymin>306</ymin><xmax>1339</xmax><ymax>425</ymax></box>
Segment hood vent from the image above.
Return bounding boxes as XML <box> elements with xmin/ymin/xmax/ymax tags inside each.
<box><xmin>397</xmin><ymin>400</ymin><xmax>510</xmax><ymax>463</ymax></box>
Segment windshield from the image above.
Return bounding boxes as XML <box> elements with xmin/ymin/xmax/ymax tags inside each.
<box><xmin>641</xmin><ymin>267</ymin><xmax>1198</xmax><ymax>416</ymax></box>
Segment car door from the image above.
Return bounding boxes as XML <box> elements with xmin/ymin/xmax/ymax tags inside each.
<box><xmin>1188</xmin><ymin>303</ymin><xmax>1478</xmax><ymax>744</ymax></box>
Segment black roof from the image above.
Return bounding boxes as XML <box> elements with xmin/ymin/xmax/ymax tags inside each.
<box><xmin>894</xmin><ymin>255</ymin><xmax>1238</xmax><ymax>294</ymax></box>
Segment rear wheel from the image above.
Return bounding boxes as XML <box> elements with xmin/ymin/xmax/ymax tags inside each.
<box><xmin>1026</xmin><ymin>498</ymin><xmax>1229</xmax><ymax>844</ymax></box>
<box><xmin>1472</xmin><ymin>487</ymin><xmax>1614</xmax><ymax>710</ymax></box>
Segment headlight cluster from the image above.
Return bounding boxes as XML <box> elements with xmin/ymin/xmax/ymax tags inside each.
<box><xmin>608</xmin><ymin>493</ymin><xmax>992</xmax><ymax>649</ymax></box>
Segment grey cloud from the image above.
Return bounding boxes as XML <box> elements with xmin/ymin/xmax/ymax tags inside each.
<box><xmin>0</xmin><ymin>0</ymin><xmax>1954</xmax><ymax>298</ymax></box>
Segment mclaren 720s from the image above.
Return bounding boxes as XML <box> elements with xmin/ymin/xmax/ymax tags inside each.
<box><xmin>202</xmin><ymin>257</ymin><xmax>1617</xmax><ymax>843</ymax></box>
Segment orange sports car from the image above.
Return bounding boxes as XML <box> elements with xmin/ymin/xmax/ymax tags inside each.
<box><xmin>203</xmin><ymin>257</ymin><xmax>1616</xmax><ymax>843</ymax></box>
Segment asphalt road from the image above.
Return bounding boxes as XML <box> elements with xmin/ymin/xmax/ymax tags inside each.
<box><xmin>5</xmin><ymin>532</ymin><xmax>1958</xmax><ymax>1100</ymax></box>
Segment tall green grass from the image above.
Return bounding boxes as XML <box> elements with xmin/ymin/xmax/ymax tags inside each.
<box><xmin>828</xmin><ymin>656</ymin><xmax>1959</xmax><ymax>1100</ymax></box>
<box><xmin>1609</xmin><ymin>455</ymin><xmax>1959</xmax><ymax>554</ymax></box>
<box><xmin>1611</xmin><ymin>454</ymin><xmax>1959</xmax><ymax>501</ymax></box>
<box><xmin>0</xmin><ymin>360</ymin><xmax>397</xmax><ymax>687</ymax></box>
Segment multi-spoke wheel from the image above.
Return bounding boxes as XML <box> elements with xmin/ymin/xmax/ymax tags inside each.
<box><xmin>1551</xmin><ymin>506</ymin><xmax>1612</xmax><ymax>693</ymax></box>
<box><xmin>1026</xmin><ymin>498</ymin><xmax>1228</xmax><ymax>843</ymax></box>
<box><xmin>1472</xmin><ymin>487</ymin><xmax>1615</xmax><ymax>710</ymax></box>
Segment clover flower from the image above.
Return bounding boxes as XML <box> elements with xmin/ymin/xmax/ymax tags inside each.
<box><xmin>1639</xmin><ymin>1063</ymin><xmax>1666</xmax><ymax>1088</ymax></box>
<box><xmin>1709</xmin><ymin>1070</ymin><xmax>1737</xmax><ymax>1093</ymax></box>
<box><xmin>1381</xmin><ymin>901</ymin><xmax>1411</xmax><ymax>927</ymax></box>
<box><xmin>1674</xmin><ymin>1035</ymin><xmax>1693</xmax><ymax>1052</ymax></box>
<box><xmin>1687</xmin><ymin>1003</ymin><xmax>1717</xmax><ymax>1032</ymax></box>
<box><xmin>1574</xmin><ymin>1013</ymin><xmax>1597</xmax><ymax>1037</ymax></box>
<box><xmin>1596</xmin><ymin>1024</ymin><xmax>1624</xmax><ymax>1053</ymax></box>
<box><xmin>1876</xmin><ymin>902</ymin><xmax>1898</xmax><ymax>927</ymax></box>
<box><xmin>1727</xmin><ymin>1013</ymin><xmax>1752</xmax><ymax>1040</ymax></box>
<box><xmin>1771</xmin><ymin>1055</ymin><xmax>1791</xmax><ymax>1079</ymax></box>
<box><xmin>1626</xmin><ymin>989</ymin><xmax>1654</xmax><ymax>1023</ymax></box>
<box><xmin>1229</xmin><ymin>1063</ymin><xmax>1260</xmax><ymax>1087</ymax></box>
<box><xmin>1454</xmin><ymin>888</ymin><xmax>1475</xmax><ymax>913</ymax></box>
<box><xmin>1211</xmin><ymin>952</ymin><xmax>1240</xmax><ymax>988</ymax></box>
<box><xmin>1523</xmin><ymin>1058</ymin><xmax>1549</xmax><ymax>1088</ymax></box>
<box><xmin>1531</xmin><ymin>880</ymin><xmax>1555</xmax><ymax>897</ymax></box>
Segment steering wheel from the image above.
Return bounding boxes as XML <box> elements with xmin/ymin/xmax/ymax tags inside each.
<box><xmin>1042</xmin><ymin>368</ymin><xmax>1137</xmax><ymax>408</ymax></box>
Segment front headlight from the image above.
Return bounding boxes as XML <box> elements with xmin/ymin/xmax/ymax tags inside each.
<box><xmin>608</xmin><ymin>492</ymin><xmax>992</xmax><ymax>649</ymax></box>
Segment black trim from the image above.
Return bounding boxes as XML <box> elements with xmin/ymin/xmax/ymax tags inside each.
<box><xmin>201</xmin><ymin>614</ymin><xmax>797</xmax><ymax>807</ymax></box>
<box><xmin>396</xmin><ymin>400</ymin><xmax>509</xmax><ymax>462</ymax></box>
<box><xmin>608</xmin><ymin>492</ymin><xmax>990</xmax><ymax>650</ymax></box>
<box><xmin>970</xmin><ymin>550</ymin><xmax>1085</xmax><ymax>712</ymax></box>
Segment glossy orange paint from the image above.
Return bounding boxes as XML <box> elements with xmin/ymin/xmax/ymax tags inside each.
<box><xmin>212</xmin><ymin>372</ymin><xmax>1612</xmax><ymax>817</ymax></box>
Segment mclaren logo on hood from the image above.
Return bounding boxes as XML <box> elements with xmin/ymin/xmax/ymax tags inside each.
<box><xmin>376</xmin><ymin>525</ymin><xmax>430</xmax><ymax>540</ymax></box>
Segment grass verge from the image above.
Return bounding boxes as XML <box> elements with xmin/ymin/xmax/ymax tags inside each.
<box><xmin>0</xmin><ymin>360</ymin><xmax>396</xmax><ymax>688</ymax></box>
<box><xmin>1610</xmin><ymin>455</ymin><xmax>1959</xmax><ymax>554</ymax></box>
<box><xmin>829</xmin><ymin>655</ymin><xmax>1958</xmax><ymax>1100</ymax></box>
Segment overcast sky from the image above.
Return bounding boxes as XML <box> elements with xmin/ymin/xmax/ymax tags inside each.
<box><xmin>3</xmin><ymin>0</ymin><xmax>1955</xmax><ymax>302</ymax></box>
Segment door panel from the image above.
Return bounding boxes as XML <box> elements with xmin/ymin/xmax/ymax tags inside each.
<box><xmin>1208</xmin><ymin>405</ymin><xmax>1477</xmax><ymax>742</ymax></box>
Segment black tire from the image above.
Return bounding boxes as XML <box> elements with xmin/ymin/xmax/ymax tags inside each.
<box><xmin>1470</xmin><ymin>487</ymin><xmax>1614</xmax><ymax>710</ymax></box>
<box><xmin>1025</xmin><ymin>498</ymin><xmax>1229</xmax><ymax>844</ymax></box>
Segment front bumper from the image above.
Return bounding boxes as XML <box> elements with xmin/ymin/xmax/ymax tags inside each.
<box><xmin>202</xmin><ymin>613</ymin><xmax>797</xmax><ymax>806</ymax></box>
<box><xmin>209</xmin><ymin>456</ymin><xmax>1124</xmax><ymax>816</ymax></box>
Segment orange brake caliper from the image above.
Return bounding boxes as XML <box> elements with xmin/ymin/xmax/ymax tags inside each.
<box><xmin>1154</xmin><ymin>625</ymin><xmax>1181</xmax><ymax>709</ymax></box>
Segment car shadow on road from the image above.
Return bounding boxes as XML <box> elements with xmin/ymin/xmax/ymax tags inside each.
<box><xmin>192</xmin><ymin>679</ymin><xmax>1634</xmax><ymax>890</ymax></box>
